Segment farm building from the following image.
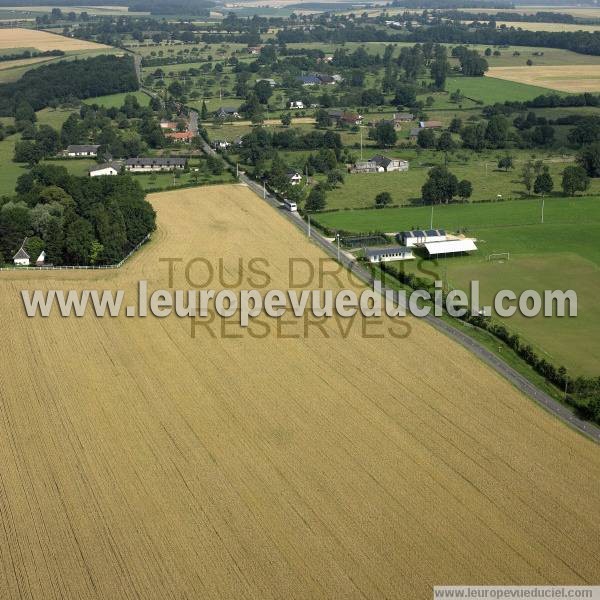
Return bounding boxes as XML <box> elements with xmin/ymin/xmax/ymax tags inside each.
<box><xmin>288</xmin><ymin>101</ymin><xmax>304</xmax><ymax>109</ymax></box>
<box><xmin>400</xmin><ymin>229</ymin><xmax>447</xmax><ymax>246</ymax></box>
<box><xmin>419</xmin><ymin>120</ymin><xmax>443</xmax><ymax>129</ymax></box>
<box><xmin>13</xmin><ymin>242</ymin><xmax>30</xmax><ymax>266</ymax></box>
<box><xmin>257</xmin><ymin>78</ymin><xmax>277</xmax><ymax>87</ymax></box>
<box><xmin>89</xmin><ymin>163</ymin><xmax>119</xmax><ymax>177</ymax></box>
<box><xmin>124</xmin><ymin>158</ymin><xmax>187</xmax><ymax>172</ymax></box>
<box><xmin>36</xmin><ymin>251</ymin><xmax>46</xmax><ymax>266</ymax></box>
<box><xmin>64</xmin><ymin>144</ymin><xmax>100</xmax><ymax>157</ymax></box>
<box><xmin>394</xmin><ymin>112</ymin><xmax>414</xmax><ymax>122</ymax></box>
<box><xmin>424</xmin><ymin>238</ymin><xmax>478</xmax><ymax>256</ymax></box>
<box><xmin>351</xmin><ymin>155</ymin><xmax>409</xmax><ymax>173</ymax></box>
<box><xmin>365</xmin><ymin>246</ymin><xmax>415</xmax><ymax>263</ymax></box>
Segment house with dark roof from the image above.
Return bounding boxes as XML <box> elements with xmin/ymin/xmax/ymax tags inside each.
<box><xmin>350</xmin><ymin>155</ymin><xmax>409</xmax><ymax>173</ymax></box>
<box><xmin>65</xmin><ymin>144</ymin><xmax>100</xmax><ymax>157</ymax></box>
<box><xmin>124</xmin><ymin>157</ymin><xmax>187</xmax><ymax>172</ymax></box>
<box><xmin>298</xmin><ymin>74</ymin><xmax>321</xmax><ymax>86</ymax></box>
<box><xmin>215</xmin><ymin>107</ymin><xmax>240</xmax><ymax>119</ymax></box>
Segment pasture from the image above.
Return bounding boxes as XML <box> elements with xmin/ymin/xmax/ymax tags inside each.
<box><xmin>0</xmin><ymin>28</ymin><xmax>112</xmax><ymax>52</ymax></box>
<box><xmin>445</xmin><ymin>75</ymin><xmax>557</xmax><ymax>103</ymax></box>
<box><xmin>323</xmin><ymin>151</ymin><xmax>593</xmax><ymax>210</ymax></box>
<box><xmin>315</xmin><ymin>196</ymin><xmax>600</xmax><ymax>374</ymax></box>
<box><xmin>84</xmin><ymin>91</ymin><xmax>151</xmax><ymax>109</ymax></box>
<box><xmin>487</xmin><ymin>65</ymin><xmax>600</xmax><ymax>93</ymax></box>
<box><xmin>0</xmin><ymin>184</ymin><xmax>599</xmax><ymax>599</ymax></box>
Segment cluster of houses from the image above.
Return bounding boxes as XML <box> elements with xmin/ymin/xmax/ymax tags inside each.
<box><xmin>365</xmin><ymin>229</ymin><xmax>478</xmax><ymax>263</ymax></box>
<box><xmin>160</xmin><ymin>117</ymin><xmax>195</xmax><ymax>143</ymax></box>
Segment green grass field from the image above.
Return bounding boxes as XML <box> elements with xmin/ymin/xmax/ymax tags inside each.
<box><xmin>316</xmin><ymin>196</ymin><xmax>600</xmax><ymax>375</ymax></box>
<box><xmin>322</xmin><ymin>150</ymin><xmax>597</xmax><ymax>210</ymax></box>
<box><xmin>83</xmin><ymin>91</ymin><xmax>151</xmax><ymax>109</ymax></box>
<box><xmin>446</xmin><ymin>75</ymin><xmax>557</xmax><ymax>104</ymax></box>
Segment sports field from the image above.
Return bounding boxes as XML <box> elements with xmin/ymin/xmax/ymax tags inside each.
<box><xmin>315</xmin><ymin>196</ymin><xmax>600</xmax><ymax>374</ymax></box>
<box><xmin>487</xmin><ymin>65</ymin><xmax>600</xmax><ymax>93</ymax></box>
<box><xmin>0</xmin><ymin>185</ymin><xmax>598</xmax><ymax>598</ymax></box>
<box><xmin>0</xmin><ymin>28</ymin><xmax>111</xmax><ymax>52</ymax></box>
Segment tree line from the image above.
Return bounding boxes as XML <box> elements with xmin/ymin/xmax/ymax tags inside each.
<box><xmin>0</xmin><ymin>55</ymin><xmax>138</xmax><ymax>117</ymax></box>
<box><xmin>0</xmin><ymin>164</ymin><xmax>155</xmax><ymax>266</ymax></box>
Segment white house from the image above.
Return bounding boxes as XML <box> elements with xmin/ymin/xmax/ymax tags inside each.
<box><xmin>288</xmin><ymin>101</ymin><xmax>304</xmax><ymax>109</ymax></box>
<box><xmin>89</xmin><ymin>163</ymin><xmax>119</xmax><ymax>177</ymax></box>
<box><xmin>65</xmin><ymin>144</ymin><xmax>100</xmax><ymax>157</ymax></box>
<box><xmin>287</xmin><ymin>171</ymin><xmax>303</xmax><ymax>186</ymax></box>
<box><xmin>13</xmin><ymin>241</ymin><xmax>30</xmax><ymax>266</ymax></box>
<box><xmin>365</xmin><ymin>247</ymin><xmax>415</xmax><ymax>263</ymax></box>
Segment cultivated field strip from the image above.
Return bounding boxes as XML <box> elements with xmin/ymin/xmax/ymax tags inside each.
<box><xmin>0</xmin><ymin>185</ymin><xmax>599</xmax><ymax>600</ymax></box>
<box><xmin>0</xmin><ymin>28</ymin><xmax>111</xmax><ymax>52</ymax></box>
<box><xmin>487</xmin><ymin>64</ymin><xmax>600</xmax><ymax>92</ymax></box>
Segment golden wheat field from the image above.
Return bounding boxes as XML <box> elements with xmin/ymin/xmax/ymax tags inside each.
<box><xmin>0</xmin><ymin>185</ymin><xmax>599</xmax><ymax>600</ymax></box>
<box><xmin>0</xmin><ymin>28</ymin><xmax>111</xmax><ymax>52</ymax></box>
<box><xmin>495</xmin><ymin>20</ymin><xmax>600</xmax><ymax>32</ymax></box>
<box><xmin>487</xmin><ymin>64</ymin><xmax>600</xmax><ymax>92</ymax></box>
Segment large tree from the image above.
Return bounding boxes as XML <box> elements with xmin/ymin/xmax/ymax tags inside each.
<box><xmin>421</xmin><ymin>166</ymin><xmax>459</xmax><ymax>204</ymax></box>
<box><xmin>561</xmin><ymin>165</ymin><xmax>590</xmax><ymax>196</ymax></box>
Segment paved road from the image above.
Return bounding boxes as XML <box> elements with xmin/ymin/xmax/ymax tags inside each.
<box><xmin>198</xmin><ymin>136</ymin><xmax>600</xmax><ymax>443</ymax></box>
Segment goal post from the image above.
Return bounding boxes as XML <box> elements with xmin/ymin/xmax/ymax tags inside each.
<box><xmin>487</xmin><ymin>252</ymin><xmax>510</xmax><ymax>262</ymax></box>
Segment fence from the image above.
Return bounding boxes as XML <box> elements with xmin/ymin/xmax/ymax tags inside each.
<box><xmin>0</xmin><ymin>234</ymin><xmax>151</xmax><ymax>272</ymax></box>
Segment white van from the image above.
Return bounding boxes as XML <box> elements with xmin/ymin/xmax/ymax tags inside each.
<box><xmin>283</xmin><ymin>199</ymin><xmax>297</xmax><ymax>212</ymax></box>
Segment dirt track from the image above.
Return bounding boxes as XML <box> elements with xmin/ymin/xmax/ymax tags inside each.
<box><xmin>0</xmin><ymin>185</ymin><xmax>599</xmax><ymax>599</ymax></box>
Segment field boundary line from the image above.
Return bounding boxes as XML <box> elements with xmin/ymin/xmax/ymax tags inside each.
<box><xmin>0</xmin><ymin>234</ymin><xmax>150</xmax><ymax>272</ymax></box>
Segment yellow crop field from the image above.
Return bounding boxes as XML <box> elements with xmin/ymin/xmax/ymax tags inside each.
<box><xmin>0</xmin><ymin>28</ymin><xmax>111</xmax><ymax>52</ymax></box>
<box><xmin>495</xmin><ymin>20</ymin><xmax>600</xmax><ymax>32</ymax></box>
<box><xmin>0</xmin><ymin>185</ymin><xmax>599</xmax><ymax>599</ymax></box>
<box><xmin>487</xmin><ymin>65</ymin><xmax>600</xmax><ymax>92</ymax></box>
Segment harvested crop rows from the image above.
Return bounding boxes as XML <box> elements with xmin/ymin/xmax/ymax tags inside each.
<box><xmin>0</xmin><ymin>185</ymin><xmax>599</xmax><ymax>600</ymax></box>
<box><xmin>0</xmin><ymin>28</ymin><xmax>111</xmax><ymax>52</ymax></box>
<box><xmin>487</xmin><ymin>64</ymin><xmax>600</xmax><ymax>92</ymax></box>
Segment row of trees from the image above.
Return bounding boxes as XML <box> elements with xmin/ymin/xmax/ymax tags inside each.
<box><xmin>0</xmin><ymin>55</ymin><xmax>138</xmax><ymax>117</ymax></box>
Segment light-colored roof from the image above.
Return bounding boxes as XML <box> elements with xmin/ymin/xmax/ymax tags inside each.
<box><xmin>424</xmin><ymin>239</ymin><xmax>477</xmax><ymax>255</ymax></box>
<box><xmin>365</xmin><ymin>246</ymin><xmax>413</xmax><ymax>258</ymax></box>
<box><xmin>13</xmin><ymin>245</ymin><xmax>30</xmax><ymax>260</ymax></box>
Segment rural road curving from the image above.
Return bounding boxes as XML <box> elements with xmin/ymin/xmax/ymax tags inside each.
<box><xmin>200</xmin><ymin>139</ymin><xmax>600</xmax><ymax>444</ymax></box>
